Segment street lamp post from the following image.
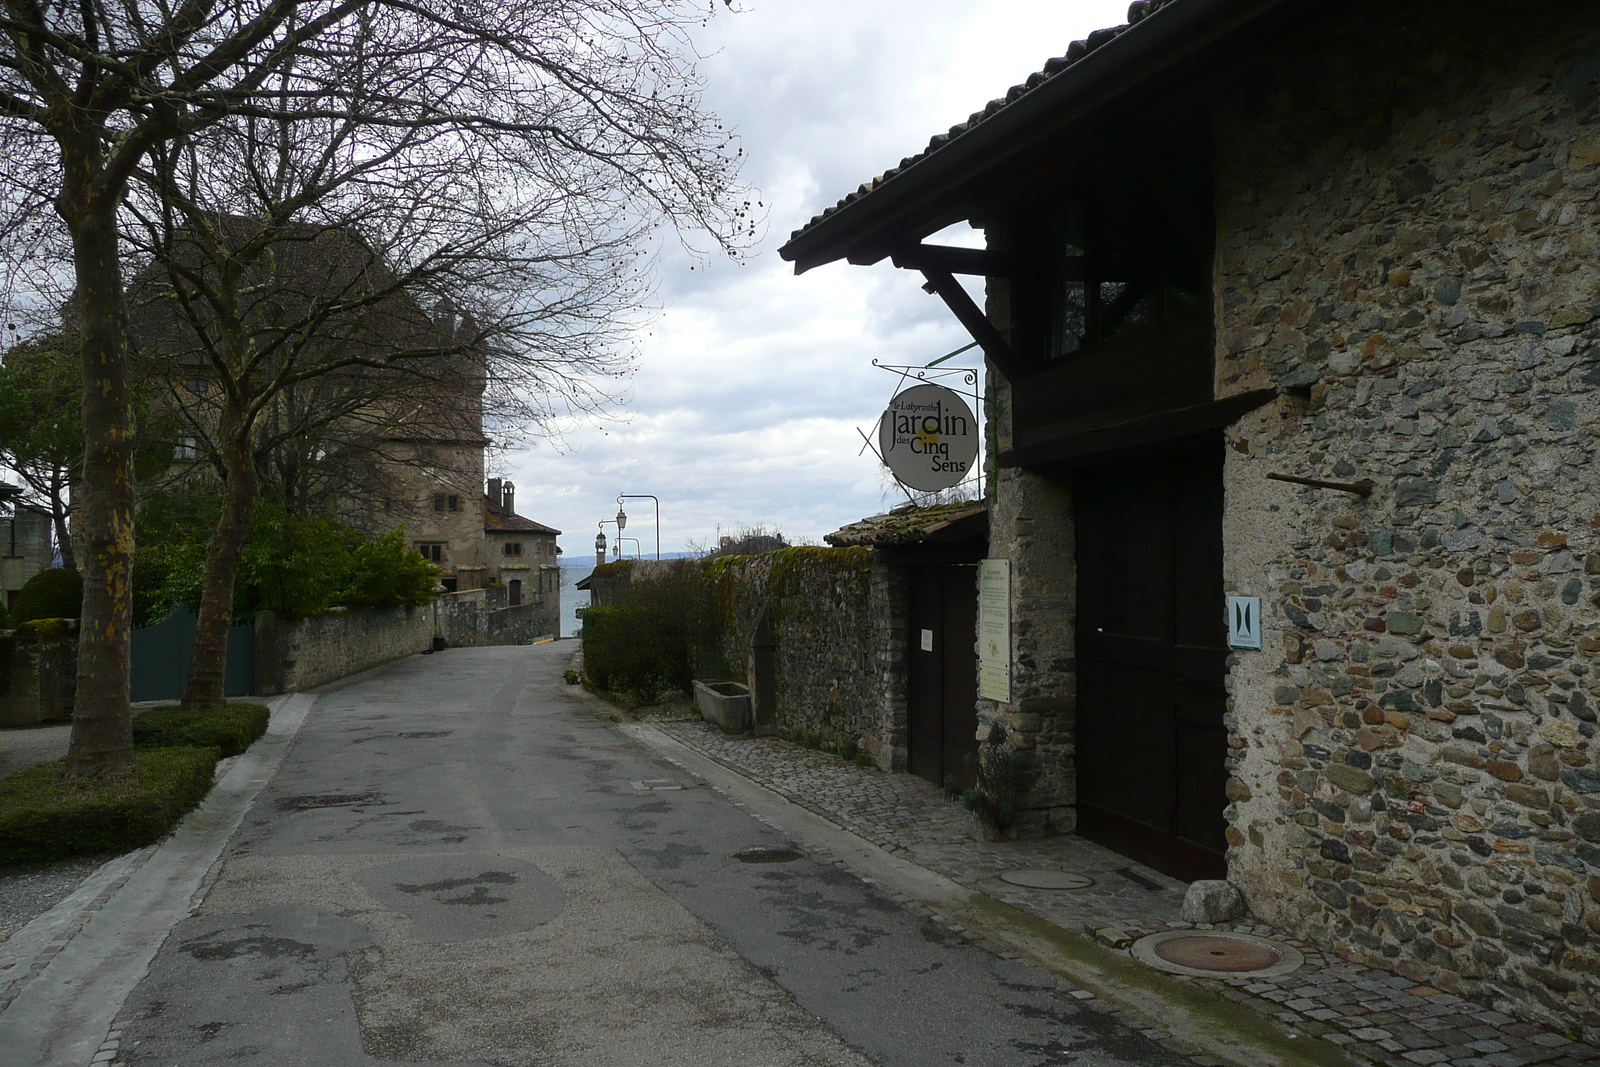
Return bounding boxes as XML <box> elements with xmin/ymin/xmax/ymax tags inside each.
<box><xmin>616</xmin><ymin>494</ymin><xmax>660</xmax><ymax>560</ymax></box>
<box><xmin>618</xmin><ymin>536</ymin><xmax>643</xmax><ymax>560</ymax></box>
<box><xmin>596</xmin><ymin>519</ymin><xmax>621</xmax><ymax>564</ymax></box>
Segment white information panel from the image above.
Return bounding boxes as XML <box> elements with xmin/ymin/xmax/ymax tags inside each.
<box><xmin>977</xmin><ymin>559</ymin><xmax>1011</xmax><ymax>703</ymax></box>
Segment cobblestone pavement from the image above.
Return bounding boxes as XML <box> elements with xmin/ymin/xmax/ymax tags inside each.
<box><xmin>655</xmin><ymin>721</ymin><xmax>1599</xmax><ymax>1067</ymax></box>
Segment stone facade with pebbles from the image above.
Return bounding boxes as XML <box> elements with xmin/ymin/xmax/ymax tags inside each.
<box><xmin>1210</xmin><ymin>2</ymin><xmax>1600</xmax><ymax>1043</ymax></box>
<box><xmin>781</xmin><ymin>0</ymin><xmax>1600</xmax><ymax>1038</ymax></box>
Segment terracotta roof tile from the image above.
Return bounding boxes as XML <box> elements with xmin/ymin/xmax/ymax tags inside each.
<box><xmin>483</xmin><ymin>498</ymin><xmax>560</xmax><ymax>535</ymax></box>
<box><xmin>824</xmin><ymin>502</ymin><xmax>987</xmax><ymax>547</ymax></box>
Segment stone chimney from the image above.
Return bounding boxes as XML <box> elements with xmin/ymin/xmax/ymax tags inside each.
<box><xmin>501</xmin><ymin>481</ymin><xmax>515</xmax><ymax>515</ymax></box>
<box><xmin>487</xmin><ymin>478</ymin><xmax>502</xmax><ymax>510</ymax></box>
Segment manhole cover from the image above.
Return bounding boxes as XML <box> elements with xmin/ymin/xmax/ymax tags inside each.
<box><xmin>734</xmin><ymin>846</ymin><xmax>803</xmax><ymax>864</ymax></box>
<box><xmin>1132</xmin><ymin>931</ymin><xmax>1303</xmax><ymax>978</ymax></box>
<box><xmin>998</xmin><ymin>869</ymin><xmax>1093</xmax><ymax>890</ymax></box>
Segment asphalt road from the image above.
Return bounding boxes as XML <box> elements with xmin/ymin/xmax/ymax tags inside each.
<box><xmin>113</xmin><ymin>643</ymin><xmax>1186</xmax><ymax>1066</ymax></box>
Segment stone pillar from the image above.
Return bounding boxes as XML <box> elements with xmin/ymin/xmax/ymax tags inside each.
<box><xmin>983</xmin><ymin>464</ymin><xmax>1078</xmax><ymax>834</ymax></box>
<box><xmin>254</xmin><ymin>610</ymin><xmax>283</xmax><ymax>696</ymax></box>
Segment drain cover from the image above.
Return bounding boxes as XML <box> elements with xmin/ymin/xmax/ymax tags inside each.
<box><xmin>998</xmin><ymin>869</ymin><xmax>1093</xmax><ymax>890</ymax></box>
<box><xmin>1158</xmin><ymin>935</ymin><xmax>1279</xmax><ymax>972</ymax></box>
<box><xmin>734</xmin><ymin>846</ymin><xmax>803</xmax><ymax>864</ymax></box>
<box><xmin>1132</xmin><ymin>931</ymin><xmax>1303</xmax><ymax>978</ymax></box>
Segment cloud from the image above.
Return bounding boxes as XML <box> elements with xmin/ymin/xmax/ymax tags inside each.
<box><xmin>504</xmin><ymin>0</ymin><xmax>1133</xmax><ymax>556</ymax></box>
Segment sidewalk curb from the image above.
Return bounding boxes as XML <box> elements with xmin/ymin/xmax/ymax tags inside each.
<box><xmin>0</xmin><ymin>693</ymin><xmax>317</xmax><ymax>1066</ymax></box>
<box><xmin>624</xmin><ymin>721</ymin><xmax>1365</xmax><ymax>1067</ymax></box>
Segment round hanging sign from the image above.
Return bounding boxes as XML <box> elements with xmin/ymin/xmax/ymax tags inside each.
<box><xmin>878</xmin><ymin>384</ymin><xmax>979</xmax><ymax>492</ymax></box>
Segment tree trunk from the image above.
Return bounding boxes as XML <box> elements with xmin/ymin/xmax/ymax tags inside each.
<box><xmin>63</xmin><ymin>200</ymin><xmax>136</xmax><ymax>778</ymax></box>
<box><xmin>182</xmin><ymin>405</ymin><xmax>256</xmax><ymax>709</ymax></box>
<box><xmin>50</xmin><ymin>464</ymin><xmax>75</xmax><ymax>573</ymax></box>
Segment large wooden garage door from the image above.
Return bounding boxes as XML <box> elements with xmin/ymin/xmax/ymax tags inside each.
<box><xmin>1074</xmin><ymin>438</ymin><xmax>1228</xmax><ymax>881</ymax></box>
<box><xmin>907</xmin><ymin>564</ymin><xmax>980</xmax><ymax>790</ymax></box>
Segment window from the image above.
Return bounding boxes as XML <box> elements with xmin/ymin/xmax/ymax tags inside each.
<box><xmin>503</xmin><ymin>542</ymin><xmax>522</xmax><ymax>556</ymax></box>
<box><xmin>431</xmin><ymin>493</ymin><xmax>461</xmax><ymax>513</ymax></box>
<box><xmin>174</xmin><ymin>436</ymin><xmax>198</xmax><ymax>460</ymax></box>
<box><xmin>1033</xmin><ymin>183</ymin><xmax>1209</xmax><ymax>362</ymax></box>
<box><xmin>417</xmin><ymin>543</ymin><xmax>446</xmax><ymax>563</ymax></box>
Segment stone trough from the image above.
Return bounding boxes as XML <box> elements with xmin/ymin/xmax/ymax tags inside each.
<box><xmin>693</xmin><ymin>680</ymin><xmax>751</xmax><ymax>734</ymax></box>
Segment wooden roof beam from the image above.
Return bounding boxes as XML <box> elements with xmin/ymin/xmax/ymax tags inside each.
<box><xmin>917</xmin><ymin>268</ymin><xmax>1020</xmax><ymax>381</ymax></box>
<box><xmin>890</xmin><ymin>244</ymin><xmax>1008</xmax><ymax>276</ymax></box>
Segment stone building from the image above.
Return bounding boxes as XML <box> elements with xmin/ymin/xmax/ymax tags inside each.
<box><xmin>781</xmin><ymin>0</ymin><xmax>1600</xmax><ymax>1039</ymax></box>
<box><xmin>484</xmin><ymin>477</ymin><xmax>560</xmax><ymax>610</ymax></box>
<box><xmin>128</xmin><ymin>225</ymin><xmax>561</xmax><ymax>604</ymax></box>
<box><xmin>0</xmin><ymin>493</ymin><xmax>53</xmax><ymax>614</ymax></box>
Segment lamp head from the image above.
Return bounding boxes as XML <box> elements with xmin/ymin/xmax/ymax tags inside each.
<box><xmin>615</xmin><ymin>506</ymin><xmax>627</xmax><ymax>530</ymax></box>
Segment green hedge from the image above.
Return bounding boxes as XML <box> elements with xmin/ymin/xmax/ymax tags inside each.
<box><xmin>12</xmin><ymin>568</ymin><xmax>82</xmax><ymax>624</ymax></box>
<box><xmin>581</xmin><ymin>604</ymin><xmax>690</xmax><ymax>697</ymax></box>
<box><xmin>132</xmin><ymin>702</ymin><xmax>270</xmax><ymax>758</ymax></box>
<box><xmin>0</xmin><ymin>747</ymin><xmax>220</xmax><ymax>865</ymax></box>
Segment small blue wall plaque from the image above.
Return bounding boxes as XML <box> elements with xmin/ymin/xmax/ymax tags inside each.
<box><xmin>1227</xmin><ymin>596</ymin><xmax>1262</xmax><ymax>650</ymax></box>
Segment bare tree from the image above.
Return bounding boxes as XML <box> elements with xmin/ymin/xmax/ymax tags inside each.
<box><xmin>1</xmin><ymin>0</ymin><xmax>751</xmax><ymax>767</ymax></box>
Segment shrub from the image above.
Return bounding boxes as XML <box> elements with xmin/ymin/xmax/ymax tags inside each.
<box><xmin>132</xmin><ymin>702</ymin><xmax>269</xmax><ymax>758</ymax></box>
<box><xmin>342</xmin><ymin>529</ymin><xmax>439</xmax><ymax>608</ymax></box>
<box><xmin>582</xmin><ymin>605</ymin><xmax>673</xmax><ymax>693</ymax></box>
<box><xmin>236</xmin><ymin>507</ymin><xmax>354</xmax><ymax>620</ymax></box>
<box><xmin>0</xmin><ymin>748</ymin><xmax>220</xmax><ymax>864</ymax></box>
<box><xmin>12</xmin><ymin>567</ymin><xmax>82</xmax><ymax>623</ymax></box>
<box><xmin>962</xmin><ymin>724</ymin><xmax>1028</xmax><ymax>838</ymax></box>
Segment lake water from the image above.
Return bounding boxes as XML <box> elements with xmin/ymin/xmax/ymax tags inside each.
<box><xmin>559</xmin><ymin>562</ymin><xmax>590</xmax><ymax>637</ymax></box>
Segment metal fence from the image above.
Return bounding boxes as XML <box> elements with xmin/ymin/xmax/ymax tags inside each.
<box><xmin>130</xmin><ymin>607</ymin><xmax>255</xmax><ymax>702</ymax></box>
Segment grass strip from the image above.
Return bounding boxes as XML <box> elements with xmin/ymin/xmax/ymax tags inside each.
<box><xmin>0</xmin><ymin>747</ymin><xmax>221</xmax><ymax>865</ymax></box>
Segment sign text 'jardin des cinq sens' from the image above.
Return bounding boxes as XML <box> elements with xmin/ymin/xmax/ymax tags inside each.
<box><xmin>878</xmin><ymin>384</ymin><xmax>979</xmax><ymax>493</ymax></box>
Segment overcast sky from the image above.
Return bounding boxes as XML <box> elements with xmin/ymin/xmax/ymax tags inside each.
<box><xmin>510</xmin><ymin>0</ymin><xmax>1131</xmax><ymax>562</ymax></box>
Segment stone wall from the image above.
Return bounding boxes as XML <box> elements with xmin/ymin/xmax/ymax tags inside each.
<box><xmin>256</xmin><ymin>588</ymin><xmax>548</xmax><ymax>694</ymax></box>
<box><xmin>1210</xmin><ymin>0</ymin><xmax>1600</xmax><ymax>1038</ymax></box>
<box><xmin>437</xmin><ymin>586</ymin><xmax>553</xmax><ymax>648</ymax></box>
<box><xmin>581</xmin><ymin>561</ymin><xmax>635</xmax><ymax>610</ymax></box>
<box><xmin>0</xmin><ymin>620</ymin><xmax>76</xmax><ymax>727</ymax></box>
<box><xmin>710</xmin><ymin>548</ymin><xmax>905</xmax><ymax>766</ymax></box>
<box><xmin>256</xmin><ymin>604</ymin><xmax>433</xmax><ymax>693</ymax></box>
<box><xmin>602</xmin><ymin>551</ymin><xmax>907</xmax><ymax>766</ymax></box>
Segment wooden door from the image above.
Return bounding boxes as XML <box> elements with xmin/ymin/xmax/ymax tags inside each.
<box><xmin>1074</xmin><ymin>439</ymin><xmax>1228</xmax><ymax>881</ymax></box>
<box><xmin>908</xmin><ymin>564</ymin><xmax>980</xmax><ymax>789</ymax></box>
